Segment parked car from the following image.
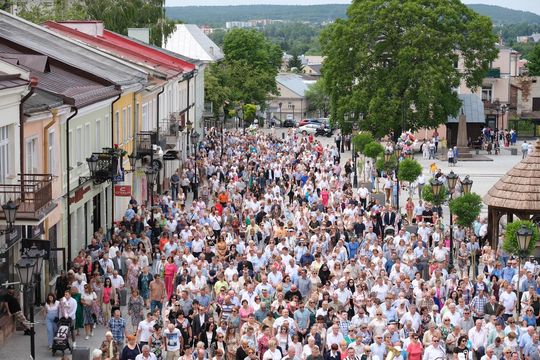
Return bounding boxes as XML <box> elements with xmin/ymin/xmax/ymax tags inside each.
<box><xmin>315</xmin><ymin>124</ymin><xmax>334</xmax><ymax>137</ymax></box>
<box><xmin>281</xmin><ymin>118</ymin><xmax>296</xmax><ymax>127</ymax></box>
<box><xmin>297</xmin><ymin>118</ymin><xmax>323</xmax><ymax>127</ymax></box>
<box><xmin>296</xmin><ymin>123</ymin><xmax>321</xmax><ymax>135</ymax></box>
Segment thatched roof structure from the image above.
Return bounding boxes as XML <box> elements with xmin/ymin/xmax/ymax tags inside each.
<box><xmin>484</xmin><ymin>140</ymin><xmax>540</xmax><ymax>210</ymax></box>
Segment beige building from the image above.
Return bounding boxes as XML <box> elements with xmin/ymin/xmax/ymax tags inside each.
<box><xmin>510</xmin><ymin>76</ymin><xmax>540</xmax><ymax>137</ymax></box>
<box><xmin>268</xmin><ymin>73</ymin><xmax>315</xmax><ymax>123</ymax></box>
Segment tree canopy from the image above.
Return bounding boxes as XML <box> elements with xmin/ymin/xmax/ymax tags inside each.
<box><xmin>503</xmin><ymin>220</ymin><xmax>539</xmax><ymax>258</ymax></box>
<box><xmin>16</xmin><ymin>0</ymin><xmax>176</xmax><ymax>47</ymax></box>
<box><xmin>527</xmin><ymin>43</ymin><xmax>540</xmax><ymax>76</ymax></box>
<box><xmin>320</xmin><ymin>0</ymin><xmax>498</xmax><ymax>137</ymax></box>
<box><xmin>205</xmin><ymin>29</ymin><xmax>282</xmax><ymax>113</ymax></box>
<box><xmin>305</xmin><ymin>80</ymin><xmax>330</xmax><ymax>117</ymax></box>
<box><xmin>397</xmin><ymin>158</ymin><xmax>423</xmax><ymax>183</ymax></box>
<box><xmin>448</xmin><ymin>192</ymin><xmax>483</xmax><ymax>227</ymax></box>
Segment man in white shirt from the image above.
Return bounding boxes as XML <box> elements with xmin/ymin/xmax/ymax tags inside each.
<box><xmin>135</xmin><ymin>345</ymin><xmax>157</xmax><ymax>360</ymax></box>
<box><xmin>163</xmin><ymin>323</ymin><xmax>182</xmax><ymax>359</ymax></box>
<box><xmin>136</xmin><ymin>312</ymin><xmax>155</xmax><ymax>347</ymax></box>
<box><xmin>499</xmin><ymin>284</ymin><xmax>517</xmax><ymax>321</ymax></box>
<box><xmin>422</xmin><ymin>336</ymin><xmax>446</xmax><ymax>360</ymax></box>
<box><xmin>110</xmin><ymin>270</ymin><xmax>125</xmax><ymax>290</ymax></box>
<box><xmin>432</xmin><ymin>242</ymin><xmax>448</xmax><ymax>263</ymax></box>
<box><xmin>400</xmin><ymin>304</ymin><xmax>422</xmax><ymax>332</ymax></box>
<box><xmin>468</xmin><ymin>319</ymin><xmax>487</xmax><ymax>359</ymax></box>
<box><xmin>60</xmin><ymin>289</ymin><xmax>78</xmax><ymax>345</ymax></box>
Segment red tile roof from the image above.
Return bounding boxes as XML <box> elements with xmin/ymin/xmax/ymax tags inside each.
<box><xmin>44</xmin><ymin>21</ymin><xmax>195</xmax><ymax>79</ymax></box>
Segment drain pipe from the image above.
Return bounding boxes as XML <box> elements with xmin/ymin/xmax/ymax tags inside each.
<box><xmin>109</xmin><ymin>94</ymin><xmax>121</xmax><ymax>239</ymax></box>
<box><xmin>19</xmin><ymin>77</ymin><xmax>37</xmax><ymax>201</ymax></box>
<box><xmin>65</xmin><ymin>106</ymin><xmax>79</xmax><ymax>266</ymax></box>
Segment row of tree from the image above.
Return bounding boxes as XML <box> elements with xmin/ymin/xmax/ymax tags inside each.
<box><xmin>14</xmin><ymin>0</ymin><xmax>176</xmax><ymax>47</ymax></box>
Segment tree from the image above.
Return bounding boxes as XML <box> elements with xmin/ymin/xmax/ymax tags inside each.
<box><xmin>527</xmin><ymin>43</ymin><xmax>540</xmax><ymax>76</ymax></box>
<box><xmin>422</xmin><ymin>181</ymin><xmax>449</xmax><ymax>206</ymax></box>
<box><xmin>448</xmin><ymin>192</ymin><xmax>483</xmax><ymax>227</ymax></box>
<box><xmin>362</xmin><ymin>141</ymin><xmax>384</xmax><ymax>159</ymax></box>
<box><xmin>305</xmin><ymin>79</ymin><xmax>330</xmax><ymax>117</ymax></box>
<box><xmin>288</xmin><ymin>54</ymin><xmax>304</xmax><ymax>73</ymax></box>
<box><xmin>502</xmin><ymin>220</ymin><xmax>538</xmax><ymax>258</ymax></box>
<box><xmin>320</xmin><ymin>0</ymin><xmax>498</xmax><ymax>137</ymax></box>
<box><xmin>353</xmin><ymin>132</ymin><xmax>375</xmax><ymax>154</ymax></box>
<box><xmin>375</xmin><ymin>154</ymin><xmax>397</xmax><ymax>174</ymax></box>
<box><xmin>206</xmin><ymin>29</ymin><xmax>282</xmax><ymax>112</ymax></box>
<box><xmin>397</xmin><ymin>158</ymin><xmax>422</xmax><ymax>183</ymax></box>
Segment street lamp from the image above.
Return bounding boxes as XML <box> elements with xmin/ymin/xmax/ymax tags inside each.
<box><xmin>145</xmin><ymin>168</ymin><xmax>156</xmax><ymax>222</ymax></box>
<box><xmin>446</xmin><ymin>171</ymin><xmax>459</xmax><ymax>268</ymax></box>
<box><xmin>128</xmin><ymin>153</ymin><xmax>137</xmax><ymax>172</ymax></box>
<box><xmin>461</xmin><ymin>176</ymin><xmax>473</xmax><ymax>194</ymax></box>
<box><xmin>278</xmin><ymin>102</ymin><xmax>282</xmax><ymax>125</ymax></box>
<box><xmin>430</xmin><ymin>178</ymin><xmax>442</xmax><ymax>196</ymax></box>
<box><xmin>517</xmin><ymin>225</ymin><xmax>533</xmax><ymax>314</ymax></box>
<box><xmin>16</xmin><ymin>253</ymin><xmax>42</xmax><ymax>360</ymax></box>
<box><xmin>25</xmin><ymin>245</ymin><xmax>46</xmax><ymax>305</ymax></box>
<box><xmin>1</xmin><ymin>199</ymin><xmax>18</xmax><ymax>234</ymax></box>
<box><xmin>86</xmin><ymin>154</ymin><xmax>99</xmax><ymax>176</ymax></box>
<box><xmin>191</xmin><ymin>131</ymin><xmax>201</xmax><ymax>200</ymax></box>
<box><xmin>292</xmin><ymin>104</ymin><xmax>295</xmax><ymax>123</ymax></box>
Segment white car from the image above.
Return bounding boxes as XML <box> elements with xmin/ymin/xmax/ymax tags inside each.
<box><xmin>296</xmin><ymin>123</ymin><xmax>321</xmax><ymax>135</ymax></box>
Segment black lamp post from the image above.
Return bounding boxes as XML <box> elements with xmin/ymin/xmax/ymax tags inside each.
<box><xmin>1</xmin><ymin>199</ymin><xmax>18</xmax><ymax>234</ymax></box>
<box><xmin>128</xmin><ymin>153</ymin><xmax>137</xmax><ymax>172</ymax></box>
<box><xmin>446</xmin><ymin>171</ymin><xmax>459</xmax><ymax>268</ymax></box>
<box><xmin>145</xmin><ymin>168</ymin><xmax>156</xmax><ymax>223</ymax></box>
<box><xmin>461</xmin><ymin>176</ymin><xmax>473</xmax><ymax>194</ymax></box>
<box><xmin>86</xmin><ymin>154</ymin><xmax>99</xmax><ymax>176</ymax></box>
<box><xmin>16</xmin><ymin>248</ymin><xmax>46</xmax><ymax>360</ymax></box>
<box><xmin>278</xmin><ymin>102</ymin><xmax>282</xmax><ymax>125</ymax></box>
<box><xmin>291</xmin><ymin>104</ymin><xmax>295</xmax><ymax>124</ymax></box>
<box><xmin>26</xmin><ymin>245</ymin><xmax>46</xmax><ymax>307</ymax></box>
<box><xmin>191</xmin><ymin>131</ymin><xmax>201</xmax><ymax>200</ymax></box>
<box><xmin>517</xmin><ymin>225</ymin><xmax>533</xmax><ymax>314</ymax></box>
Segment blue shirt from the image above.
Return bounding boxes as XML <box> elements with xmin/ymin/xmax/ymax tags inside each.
<box><xmin>108</xmin><ymin>317</ymin><xmax>126</xmax><ymax>343</ymax></box>
<box><xmin>501</xmin><ymin>266</ymin><xmax>516</xmax><ymax>283</ymax></box>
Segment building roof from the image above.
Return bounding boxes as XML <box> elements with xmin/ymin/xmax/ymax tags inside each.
<box><xmin>0</xmin><ymin>49</ymin><xmax>120</xmax><ymax>108</ymax></box>
<box><xmin>447</xmin><ymin>94</ymin><xmax>485</xmax><ymax>123</ymax></box>
<box><xmin>484</xmin><ymin>140</ymin><xmax>540</xmax><ymax>211</ymax></box>
<box><xmin>0</xmin><ymin>10</ymin><xmax>147</xmax><ymax>87</ymax></box>
<box><xmin>304</xmin><ymin>64</ymin><xmax>322</xmax><ymax>75</ymax></box>
<box><xmin>277</xmin><ymin>73</ymin><xmax>312</xmax><ymax>97</ymax></box>
<box><xmin>23</xmin><ymin>90</ymin><xmax>63</xmax><ymax>114</ymax></box>
<box><xmin>43</xmin><ymin>21</ymin><xmax>195</xmax><ymax>79</ymax></box>
<box><xmin>165</xmin><ymin>24</ymin><xmax>223</xmax><ymax>62</ymax></box>
<box><xmin>0</xmin><ymin>72</ymin><xmax>27</xmax><ymax>91</ymax></box>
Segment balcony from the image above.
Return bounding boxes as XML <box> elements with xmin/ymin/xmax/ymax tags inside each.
<box><xmin>486</xmin><ymin>68</ymin><xmax>501</xmax><ymax>78</ymax></box>
<box><xmin>0</xmin><ymin>174</ymin><xmax>56</xmax><ymax>224</ymax></box>
<box><xmin>136</xmin><ymin>131</ymin><xmax>158</xmax><ymax>157</ymax></box>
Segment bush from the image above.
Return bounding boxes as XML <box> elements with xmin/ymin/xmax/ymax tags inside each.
<box><xmin>375</xmin><ymin>154</ymin><xmax>397</xmax><ymax>174</ymax></box>
<box><xmin>353</xmin><ymin>132</ymin><xmax>375</xmax><ymax>153</ymax></box>
<box><xmin>363</xmin><ymin>141</ymin><xmax>384</xmax><ymax>159</ymax></box>
<box><xmin>448</xmin><ymin>193</ymin><xmax>483</xmax><ymax>227</ymax></box>
<box><xmin>397</xmin><ymin>158</ymin><xmax>423</xmax><ymax>183</ymax></box>
<box><xmin>422</xmin><ymin>180</ymin><xmax>449</xmax><ymax>206</ymax></box>
<box><xmin>502</xmin><ymin>220</ymin><xmax>538</xmax><ymax>258</ymax></box>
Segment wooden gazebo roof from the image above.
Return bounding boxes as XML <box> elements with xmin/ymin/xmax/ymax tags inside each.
<box><xmin>484</xmin><ymin>140</ymin><xmax>540</xmax><ymax>211</ymax></box>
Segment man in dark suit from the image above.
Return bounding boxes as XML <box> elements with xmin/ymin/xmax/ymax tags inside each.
<box><xmin>484</xmin><ymin>295</ymin><xmax>504</xmax><ymax>319</ymax></box>
<box><xmin>191</xmin><ymin>305</ymin><xmax>208</xmax><ymax>341</ymax></box>
<box><xmin>113</xmin><ymin>250</ymin><xmax>127</xmax><ymax>276</ymax></box>
<box><xmin>383</xmin><ymin>207</ymin><xmax>397</xmax><ymax>228</ymax></box>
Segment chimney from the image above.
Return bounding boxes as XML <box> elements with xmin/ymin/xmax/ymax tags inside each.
<box><xmin>128</xmin><ymin>28</ymin><xmax>150</xmax><ymax>44</ymax></box>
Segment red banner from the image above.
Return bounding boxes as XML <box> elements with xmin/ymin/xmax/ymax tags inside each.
<box><xmin>114</xmin><ymin>185</ymin><xmax>131</xmax><ymax>197</ymax></box>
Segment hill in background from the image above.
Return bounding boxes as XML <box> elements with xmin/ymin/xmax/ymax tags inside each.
<box><xmin>166</xmin><ymin>4</ymin><xmax>540</xmax><ymax>27</ymax></box>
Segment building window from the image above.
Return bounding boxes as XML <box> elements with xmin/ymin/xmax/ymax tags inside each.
<box><xmin>122</xmin><ymin>108</ymin><xmax>127</xmax><ymax>143</ymax></box>
<box><xmin>127</xmin><ymin>105</ymin><xmax>132</xmax><ymax>140</ymax></box>
<box><xmin>482</xmin><ymin>86</ymin><xmax>492</xmax><ymax>102</ymax></box>
<box><xmin>95</xmin><ymin>119</ymin><xmax>101</xmax><ymax>152</ymax></box>
<box><xmin>26</xmin><ymin>137</ymin><xmax>38</xmax><ymax>174</ymax></box>
<box><xmin>115</xmin><ymin>111</ymin><xmax>120</xmax><ymax>144</ymax></box>
<box><xmin>48</xmin><ymin>130</ymin><xmax>55</xmax><ymax>174</ymax></box>
<box><xmin>0</xmin><ymin>126</ymin><xmax>9</xmax><ymax>183</ymax></box>
<box><xmin>142</xmin><ymin>103</ymin><xmax>149</xmax><ymax>131</ymax></box>
<box><xmin>135</xmin><ymin>102</ymin><xmax>140</xmax><ymax>133</ymax></box>
<box><xmin>533</xmin><ymin>98</ymin><xmax>540</xmax><ymax>112</ymax></box>
<box><xmin>76</xmin><ymin>127</ymin><xmax>82</xmax><ymax>165</ymax></box>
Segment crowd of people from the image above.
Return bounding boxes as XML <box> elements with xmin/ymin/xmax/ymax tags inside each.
<box><xmin>5</xmin><ymin>127</ymin><xmax>540</xmax><ymax>360</ymax></box>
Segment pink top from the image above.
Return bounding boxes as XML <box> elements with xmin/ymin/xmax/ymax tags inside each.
<box><xmin>239</xmin><ymin>306</ymin><xmax>254</xmax><ymax>322</ymax></box>
<box><xmin>164</xmin><ymin>262</ymin><xmax>177</xmax><ymax>277</ymax></box>
<box><xmin>407</xmin><ymin>341</ymin><xmax>423</xmax><ymax>360</ymax></box>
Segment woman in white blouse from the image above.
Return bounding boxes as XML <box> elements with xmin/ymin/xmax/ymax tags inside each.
<box><xmin>43</xmin><ymin>292</ymin><xmax>59</xmax><ymax>349</ymax></box>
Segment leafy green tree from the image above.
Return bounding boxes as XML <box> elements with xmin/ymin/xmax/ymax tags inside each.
<box><xmin>352</xmin><ymin>132</ymin><xmax>375</xmax><ymax>154</ymax></box>
<box><xmin>362</xmin><ymin>141</ymin><xmax>384</xmax><ymax>159</ymax></box>
<box><xmin>397</xmin><ymin>158</ymin><xmax>422</xmax><ymax>183</ymax></box>
<box><xmin>375</xmin><ymin>154</ymin><xmax>397</xmax><ymax>173</ymax></box>
<box><xmin>209</xmin><ymin>28</ymin><xmax>226</xmax><ymax>47</ymax></box>
<box><xmin>448</xmin><ymin>193</ymin><xmax>483</xmax><ymax>227</ymax></box>
<box><xmin>305</xmin><ymin>79</ymin><xmax>329</xmax><ymax>117</ymax></box>
<box><xmin>422</xmin><ymin>181</ymin><xmax>449</xmax><ymax>206</ymax></box>
<box><xmin>288</xmin><ymin>54</ymin><xmax>304</xmax><ymax>73</ymax></box>
<box><xmin>502</xmin><ymin>220</ymin><xmax>538</xmax><ymax>258</ymax></box>
<box><xmin>206</xmin><ymin>29</ymin><xmax>282</xmax><ymax>112</ymax></box>
<box><xmin>320</xmin><ymin>0</ymin><xmax>498</xmax><ymax>137</ymax></box>
<box><xmin>527</xmin><ymin>43</ymin><xmax>540</xmax><ymax>76</ymax></box>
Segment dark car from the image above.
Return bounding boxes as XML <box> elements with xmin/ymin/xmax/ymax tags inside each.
<box><xmin>315</xmin><ymin>123</ymin><xmax>333</xmax><ymax>137</ymax></box>
<box><xmin>281</xmin><ymin>118</ymin><xmax>296</xmax><ymax>127</ymax></box>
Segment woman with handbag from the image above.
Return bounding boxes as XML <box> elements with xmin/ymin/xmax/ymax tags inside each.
<box><xmin>43</xmin><ymin>292</ymin><xmax>60</xmax><ymax>349</ymax></box>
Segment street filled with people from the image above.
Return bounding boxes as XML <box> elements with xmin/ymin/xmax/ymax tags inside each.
<box><xmin>25</xmin><ymin>128</ymin><xmax>540</xmax><ymax>360</ymax></box>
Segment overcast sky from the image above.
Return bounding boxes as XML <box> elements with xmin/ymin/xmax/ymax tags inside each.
<box><xmin>165</xmin><ymin>0</ymin><xmax>540</xmax><ymax>15</ymax></box>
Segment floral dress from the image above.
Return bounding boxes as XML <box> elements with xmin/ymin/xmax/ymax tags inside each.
<box><xmin>150</xmin><ymin>332</ymin><xmax>163</xmax><ymax>360</ymax></box>
<box><xmin>128</xmin><ymin>295</ymin><xmax>145</xmax><ymax>327</ymax></box>
<box><xmin>127</xmin><ymin>264</ymin><xmax>140</xmax><ymax>290</ymax></box>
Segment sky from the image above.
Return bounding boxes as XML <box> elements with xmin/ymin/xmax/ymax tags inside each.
<box><xmin>165</xmin><ymin>0</ymin><xmax>540</xmax><ymax>15</ymax></box>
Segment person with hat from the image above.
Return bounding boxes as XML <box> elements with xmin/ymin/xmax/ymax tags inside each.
<box><xmin>2</xmin><ymin>285</ymin><xmax>32</xmax><ymax>335</ymax></box>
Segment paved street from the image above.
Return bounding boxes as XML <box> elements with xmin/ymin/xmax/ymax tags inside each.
<box><xmin>0</xmin><ymin>127</ymin><xmax>528</xmax><ymax>359</ymax></box>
